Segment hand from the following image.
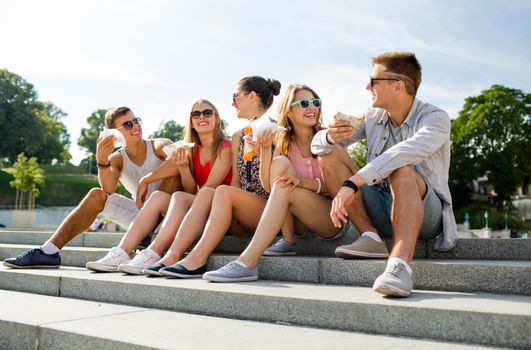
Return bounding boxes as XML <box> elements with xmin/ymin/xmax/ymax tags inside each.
<box><xmin>273</xmin><ymin>174</ymin><xmax>300</xmax><ymax>192</ymax></box>
<box><xmin>327</xmin><ymin>120</ymin><xmax>354</xmax><ymax>144</ymax></box>
<box><xmin>172</xmin><ymin>147</ymin><xmax>189</xmax><ymax>168</ymax></box>
<box><xmin>330</xmin><ymin>186</ymin><xmax>356</xmax><ymax>228</ymax></box>
<box><xmin>244</xmin><ymin>133</ymin><xmax>260</xmax><ymax>156</ymax></box>
<box><xmin>135</xmin><ymin>180</ymin><xmax>149</xmax><ymax>209</ymax></box>
<box><xmin>256</xmin><ymin>129</ymin><xmax>275</xmax><ymax>149</ymax></box>
<box><xmin>96</xmin><ymin>135</ymin><xmax>116</xmax><ymax>164</ymax></box>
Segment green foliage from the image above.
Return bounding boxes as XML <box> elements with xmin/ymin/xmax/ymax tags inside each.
<box><xmin>450</xmin><ymin>85</ymin><xmax>531</xmax><ymax>210</ymax></box>
<box><xmin>348</xmin><ymin>140</ymin><xmax>367</xmax><ymax>168</ymax></box>
<box><xmin>78</xmin><ymin>109</ymin><xmax>108</xmax><ymax>157</ymax></box>
<box><xmin>454</xmin><ymin>202</ymin><xmax>530</xmax><ymax>230</ymax></box>
<box><xmin>149</xmin><ymin>120</ymin><xmax>185</xmax><ymax>141</ymax></box>
<box><xmin>3</xmin><ymin>153</ymin><xmax>45</xmax><ymax>196</ymax></box>
<box><xmin>0</xmin><ymin>69</ymin><xmax>71</xmax><ymax>165</ymax></box>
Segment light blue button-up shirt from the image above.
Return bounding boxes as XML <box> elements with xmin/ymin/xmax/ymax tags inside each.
<box><xmin>311</xmin><ymin>98</ymin><xmax>457</xmax><ymax>251</ymax></box>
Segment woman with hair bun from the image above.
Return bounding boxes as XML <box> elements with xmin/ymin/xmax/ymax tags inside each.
<box><xmin>149</xmin><ymin>76</ymin><xmax>283</xmax><ymax>278</ymax></box>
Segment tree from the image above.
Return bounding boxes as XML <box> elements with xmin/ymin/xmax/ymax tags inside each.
<box><xmin>348</xmin><ymin>140</ymin><xmax>367</xmax><ymax>168</ymax></box>
<box><xmin>0</xmin><ymin>69</ymin><xmax>71</xmax><ymax>165</ymax></box>
<box><xmin>2</xmin><ymin>153</ymin><xmax>45</xmax><ymax>209</ymax></box>
<box><xmin>78</xmin><ymin>109</ymin><xmax>108</xmax><ymax>157</ymax></box>
<box><xmin>149</xmin><ymin>120</ymin><xmax>185</xmax><ymax>141</ymax></box>
<box><xmin>450</xmin><ymin>85</ymin><xmax>531</xmax><ymax>211</ymax></box>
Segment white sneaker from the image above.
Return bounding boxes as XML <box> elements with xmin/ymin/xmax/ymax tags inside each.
<box><xmin>118</xmin><ymin>249</ymin><xmax>161</xmax><ymax>275</ymax></box>
<box><xmin>86</xmin><ymin>247</ymin><xmax>130</xmax><ymax>272</ymax></box>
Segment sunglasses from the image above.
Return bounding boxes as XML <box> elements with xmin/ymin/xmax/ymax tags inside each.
<box><xmin>289</xmin><ymin>98</ymin><xmax>321</xmax><ymax>109</ymax></box>
<box><xmin>369</xmin><ymin>76</ymin><xmax>399</xmax><ymax>87</ymax></box>
<box><xmin>117</xmin><ymin>117</ymin><xmax>142</xmax><ymax>130</ymax></box>
<box><xmin>191</xmin><ymin>109</ymin><xmax>214</xmax><ymax>119</ymax></box>
<box><xmin>232</xmin><ymin>91</ymin><xmax>249</xmax><ymax>102</ymax></box>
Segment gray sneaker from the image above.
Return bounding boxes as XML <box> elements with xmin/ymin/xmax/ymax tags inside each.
<box><xmin>263</xmin><ymin>238</ymin><xmax>296</xmax><ymax>256</ymax></box>
<box><xmin>335</xmin><ymin>236</ymin><xmax>389</xmax><ymax>258</ymax></box>
<box><xmin>203</xmin><ymin>261</ymin><xmax>258</xmax><ymax>282</ymax></box>
<box><xmin>373</xmin><ymin>262</ymin><xmax>413</xmax><ymax>297</ymax></box>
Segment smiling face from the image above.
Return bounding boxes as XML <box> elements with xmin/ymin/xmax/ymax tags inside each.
<box><xmin>287</xmin><ymin>89</ymin><xmax>320</xmax><ymax>129</ymax></box>
<box><xmin>232</xmin><ymin>85</ymin><xmax>252</xmax><ymax>119</ymax></box>
<box><xmin>366</xmin><ymin>63</ymin><xmax>399</xmax><ymax>110</ymax></box>
<box><xmin>191</xmin><ymin>102</ymin><xmax>217</xmax><ymax>135</ymax></box>
<box><xmin>114</xmin><ymin>111</ymin><xmax>142</xmax><ymax>142</ymax></box>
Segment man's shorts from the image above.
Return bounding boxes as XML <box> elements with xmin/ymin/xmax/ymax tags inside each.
<box><xmin>361</xmin><ymin>180</ymin><xmax>443</xmax><ymax>240</ymax></box>
<box><xmin>100</xmin><ymin>193</ymin><xmax>139</xmax><ymax>230</ymax></box>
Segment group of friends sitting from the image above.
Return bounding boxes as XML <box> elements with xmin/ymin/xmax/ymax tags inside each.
<box><xmin>3</xmin><ymin>51</ymin><xmax>457</xmax><ymax>298</ymax></box>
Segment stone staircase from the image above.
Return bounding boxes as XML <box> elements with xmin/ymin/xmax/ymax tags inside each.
<box><xmin>0</xmin><ymin>228</ymin><xmax>530</xmax><ymax>349</ymax></box>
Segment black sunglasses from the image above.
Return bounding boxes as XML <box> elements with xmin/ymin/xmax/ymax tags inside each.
<box><xmin>370</xmin><ymin>76</ymin><xmax>399</xmax><ymax>87</ymax></box>
<box><xmin>118</xmin><ymin>117</ymin><xmax>142</xmax><ymax>130</ymax></box>
<box><xmin>232</xmin><ymin>91</ymin><xmax>249</xmax><ymax>102</ymax></box>
<box><xmin>191</xmin><ymin>109</ymin><xmax>214</xmax><ymax>119</ymax></box>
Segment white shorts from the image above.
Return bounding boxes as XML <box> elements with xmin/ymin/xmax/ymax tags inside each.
<box><xmin>100</xmin><ymin>193</ymin><xmax>139</xmax><ymax>230</ymax></box>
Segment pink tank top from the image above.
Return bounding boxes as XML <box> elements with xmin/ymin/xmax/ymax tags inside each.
<box><xmin>288</xmin><ymin>139</ymin><xmax>323</xmax><ymax>182</ymax></box>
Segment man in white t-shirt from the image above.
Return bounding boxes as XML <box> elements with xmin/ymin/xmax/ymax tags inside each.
<box><xmin>4</xmin><ymin>106</ymin><xmax>178</xmax><ymax>268</ymax></box>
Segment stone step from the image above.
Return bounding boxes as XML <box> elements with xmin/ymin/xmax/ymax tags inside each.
<box><xmin>1</xmin><ymin>244</ymin><xmax>530</xmax><ymax>295</ymax></box>
<box><xmin>0</xmin><ymin>266</ymin><xmax>529</xmax><ymax>349</ymax></box>
<box><xmin>2</xmin><ymin>228</ymin><xmax>531</xmax><ymax>260</ymax></box>
<box><xmin>0</xmin><ymin>290</ymin><xmax>503</xmax><ymax>350</ymax></box>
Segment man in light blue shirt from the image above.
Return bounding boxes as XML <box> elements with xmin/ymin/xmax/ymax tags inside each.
<box><xmin>311</xmin><ymin>52</ymin><xmax>457</xmax><ymax>297</ymax></box>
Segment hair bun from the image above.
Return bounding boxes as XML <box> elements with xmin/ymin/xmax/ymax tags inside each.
<box><xmin>267</xmin><ymin>79</ymin><xmax>281</xmax><ymax>96</ymax></box>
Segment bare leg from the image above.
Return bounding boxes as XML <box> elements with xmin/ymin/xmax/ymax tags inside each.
<box><xmin>49</xmin><ymin>188</ymin><xmax>107</xmax><ymax>249</ymax></box>
<box><xmin>239</xmin><ymin>158</ymin><xmax>339</xmax><ymax>267</ymax></box>
<box><xmin>158</xmin><ymin>187</ymin><xmax>216</xmax><ymax>266</ymax></box>
<box><xmin>319</xmin><ymin>146</ymin><xmax>378</xmax><ymax>235</ymax></box>
<box><xmin>388</xmin><ymin>166</ymin><xmax>427</xmax><ymax>264</ymax></box>
<box><xmin>118</xmin><ymin>191</ymin><xmax>171</xmax><ymax>254</ymax></box>
<box><xmin>148</xmin><ymin>191</ymin><xmax>196</xmax><ymax>256</ymax></box>
<box><xmin>178</xmin><ymin>186</ymin><xmax>267</xmax><ymax>269</ymax></box>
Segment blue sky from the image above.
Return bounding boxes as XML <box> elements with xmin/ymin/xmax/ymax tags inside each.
<box><xmin>1</xmin><ymin>0</ymin><xmax>530</xmax><ymax>165</ymax></box>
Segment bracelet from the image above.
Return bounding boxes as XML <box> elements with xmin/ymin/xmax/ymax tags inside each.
<box><xmin>96</xmin><ymin>162</ymin><xmax>111</xmax><ymax>168</ymax></box>
<box><xmin>342</xmin><ymin>179</ymin><xmax>359</xmax><ymax>193</ymax></box>
<box><xmin>315</xmin><ymin>177</ymin><xmax>322</xmax><ymax>194</ymax></box>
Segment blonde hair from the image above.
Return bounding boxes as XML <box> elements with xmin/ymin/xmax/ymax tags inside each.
<box><xmin>183</xmin><ymin>99</ymin><xmax>226</xmax><ymax>164</ymax></box>
<box><xmin>276</xmin><ymin>84</ymin><xmax>322</xmax><ymax>157</ymax></box>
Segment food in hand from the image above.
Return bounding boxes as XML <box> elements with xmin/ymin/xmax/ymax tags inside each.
<box><xmin>333</xmin><ymin>112</ymin><xmax>365</xmax><ymax>129</ymax></box>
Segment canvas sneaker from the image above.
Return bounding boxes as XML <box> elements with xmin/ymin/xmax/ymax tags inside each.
<box><xmin>118</xmin><ymin>249</ymin><xmax>161</xmax><ymax>275</ymax></box>
<box><xmin>373</xmin><ymin>262</ymin><xmax>413</xmax><ymax>297</ymax></box>
<box><xmin>86</xmin><ymin>247</ymin><xmax>130</xmax><ymax>272</ymax></box>
<box><xmin>203</xmin><ymin>261</ymin><xmax>258</xmax><ymax>282</ymax></box>
<box><xmin>144</xmin><ymin>262</ymin><xmax>167</xmax><ymax>277</ymax></box>
<box><xmin>3</xmin><ymin>248</ymin><xmax>61</xmax><ymax>269</ymax></box>
<box><xmin>335</xmin><ymin>236</ymin><xmax>389</xmax><ymax>258</ymax></box>
<box><xmin>263</xmin><ymin>238</ymin><xmax>296</xmax><ymax>256</ymax></box>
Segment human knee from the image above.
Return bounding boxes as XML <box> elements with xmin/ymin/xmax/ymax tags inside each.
<box><xmin>388</xmin><ymin>166</ymin><xmax>417</xmax><ymax>185</ymax></box>
<box><xmin>318</xmin><ymin>146</ymin><xmax>351</xmax><ymax>171</ymax></box>
<box><xmin>86</xmin><ymin>188</ymin><xmax>107</xmax><ymax>204</ymax></box>
<box><xmin>271</xmin><ymin>155</ymin><xmax>292</xmax><ymax>173</ymax></box>
<box><xmin>213</xmin><ymin>185</ymin><xmax>234</xmax><ymax>202</ymax></box>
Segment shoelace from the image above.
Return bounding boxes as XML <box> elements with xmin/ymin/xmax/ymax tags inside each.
<box><xmin>101</xmin><ymin>249</ymin><xmax>124</xmax><ymax>263</ymax></box>
<box><xmin>130</xmin><ymin>252</ymin><xmax>155</xmax><ymax>267</ymax></box>
<box><xmin>19</xmin><ymin>249</ymin><xmax>40</xmax><ymax>258</ymax></box>
<box><xmin>387</xmin><ymin>263</ymin><xmax>404</xmax><ymax>277</ymax></box>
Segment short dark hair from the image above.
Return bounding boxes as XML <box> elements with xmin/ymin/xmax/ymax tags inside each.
<box><xmin>105</xmin><ymin>106</ymin><xmax>132</xmax><ymax>128</ymax></box>
<box><xmin>372</xmin><ymin>52</ymin><xmax>422</xmax><ymax>96</ymax></box>
<box><xmin>238</xmin><ymin>76</ymin><xmax>281</xmax><ymax>109</ymax></box>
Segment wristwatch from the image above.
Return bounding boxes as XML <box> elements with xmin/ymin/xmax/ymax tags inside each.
<box><xmin>342</xmin><ymin>179</ymin><xmax>359</xmax><ymax>193</ymax></box>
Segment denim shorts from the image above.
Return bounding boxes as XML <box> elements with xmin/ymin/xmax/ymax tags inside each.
<box><xmin>361</xmin><ymin>180</ymin><xmax>442</xmax><ymax>240</ymax></box>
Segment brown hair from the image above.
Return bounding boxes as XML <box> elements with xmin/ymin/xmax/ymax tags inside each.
<box><xmin>276</xmin><ymin>84</ymin><xmax>322</xmax><ymax>157</ymax></box>
<box><xmin>372</xmin><ymin>52</ymin><xmax>422</xmax><ymax>96</ymax></box>
<box><xmin>105</xmin><ymin>106</ymin><xmax>132</xmax><ymax>128</ymax></box>
<box><xmin>183</xmin><ymin>99</ymin><xmax>227</xmax><ymax>164</ymax></box>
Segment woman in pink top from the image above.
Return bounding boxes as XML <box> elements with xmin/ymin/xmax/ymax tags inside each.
<box><xmin>203</xmin><ymin>84</ymin><xmax>343</xmax><ymax>282</ymax></box>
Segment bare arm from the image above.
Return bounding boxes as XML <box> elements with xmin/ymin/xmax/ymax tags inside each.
<box><xmin>96</xmin><ymin>135</ymin><xmax>122</xmax><ymax>194</ymax></box>
<box><xmin>258</xmin><ymin>129</ymin><xmax>276</xmax><ymax>193</ymax></box>
<box><xmin>202</xmin><ymin>146</ymin><xmax>232</xmax><ymax>189</ymax></box>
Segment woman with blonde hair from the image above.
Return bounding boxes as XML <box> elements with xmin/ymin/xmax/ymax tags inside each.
<box><xmin>203</xmin><ymin>84</ymin><xmax>344</xmax><ymax>282</ymax></box>
<box><xmin>86</xmin><ymin>99</ymin><xmax>232</xmax><ymax>273</ymax></box>
<box><xmin>150</xmin><ymin>76</ymin><xmax>282</xmax><ymax>278</ymax></box>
